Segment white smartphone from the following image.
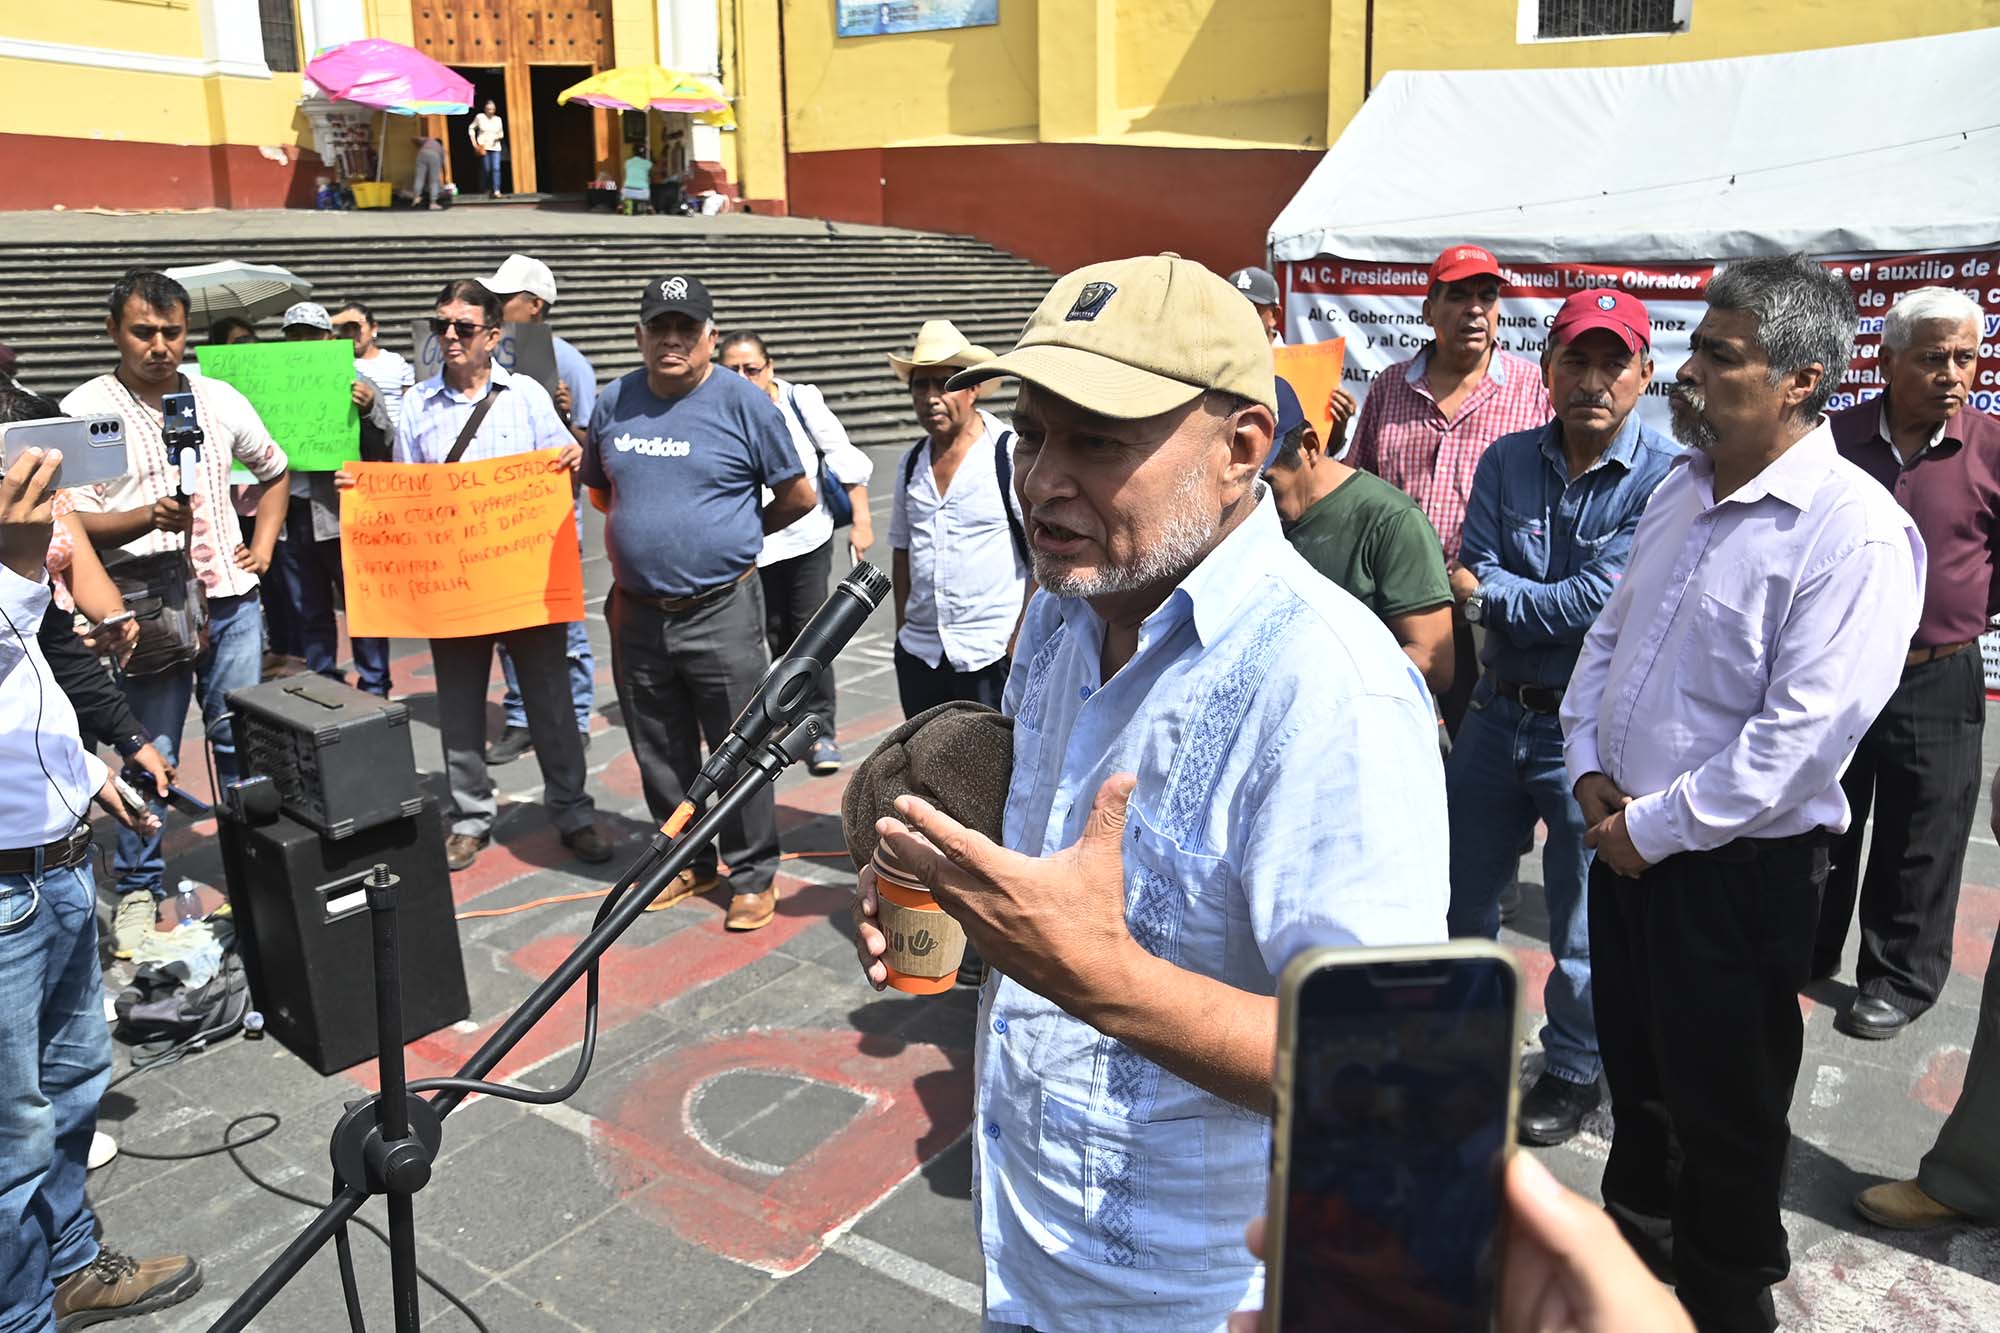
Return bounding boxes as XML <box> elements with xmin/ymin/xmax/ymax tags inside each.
<box><xmin>0</xmin><ymin>415</ymin><xmax>131</xmax><ymax>488</ymax></box>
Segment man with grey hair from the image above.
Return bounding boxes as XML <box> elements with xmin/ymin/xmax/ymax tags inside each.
<box><xmin>1560</xmin><ymin>254</ymin><xmax>1924</xmax><ymax>1333</ymax></box>
<box><xmin>1813</xmin><ymin>286</ymin><xmax>1997</xmax><ymax>1045</ymax></box>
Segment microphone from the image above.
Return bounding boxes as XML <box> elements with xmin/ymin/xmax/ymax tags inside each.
<box><xmin>684</xmin><ymin>561</ymin><xmax>891</xmax><ymax>806</ymax></box>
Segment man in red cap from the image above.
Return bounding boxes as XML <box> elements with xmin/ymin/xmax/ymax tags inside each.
<box><xmin>1351</xmin><ymin>244</ymin><xmax>1553</xmax><ymax>731</ymax></box>
<box><xmin>1445</xmin><ymin>288</ymin><xmax>1677</xmax><ymax>1145</ymax></box>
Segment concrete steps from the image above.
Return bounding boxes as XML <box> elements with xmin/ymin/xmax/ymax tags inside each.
<box><xmin>0</xmin><ymin>228</ymin><xmax>1051</xmax><ymax>450</ymax></box>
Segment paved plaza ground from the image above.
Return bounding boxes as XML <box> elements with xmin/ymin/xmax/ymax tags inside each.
<box><xmin>77</xmin><ymin>467</ymin><xmax>2000</xmax><ymax>1332</ymax></box>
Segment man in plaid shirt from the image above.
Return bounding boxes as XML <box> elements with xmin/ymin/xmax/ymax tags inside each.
<box><xmin>1350</xmin><ymin>244</ymin><xmax>1552</xmax><ymax>731</ymax></box>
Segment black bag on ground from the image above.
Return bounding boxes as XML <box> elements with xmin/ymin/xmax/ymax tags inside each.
<box><xmin>114</xmin><ymin>952</ymin><xmax>249</xmax><ymax>1046</ymax></box>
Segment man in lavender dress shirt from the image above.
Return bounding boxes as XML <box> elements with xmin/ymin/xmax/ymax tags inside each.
<box><xmin>1560</xmin><ymin>255</ymin><xmax>1924</xmax><ymax>1333</ymax></box>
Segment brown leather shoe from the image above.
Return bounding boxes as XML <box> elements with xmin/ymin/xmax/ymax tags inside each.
<box><xmin>54</xmin><ymin>1247</ymin><xmax>202</xmax><ymax>1329</ymax></box>
<box><xmin>445</xmin><ymin>833</ymin><xmax>488</xmax><ymax>872</ymax></box>
<box><xmin>1855</xmin><ymin>1179</ymin><xmax>1970</xmax><ymax>1230</ymax></box>
<box><xmin>725</xmin><ymin>885</ymin><xmax>778</xmax><ymax>931</ymax></box>
<box><xmin>562</xmin><ymin>825</ymin><xmax>615</xmax><ymax>864</ymax></box>
<box><xmin>644</xmin><ymin>866</ymin><xmax>721</xmax><ymax>913</ymax></box>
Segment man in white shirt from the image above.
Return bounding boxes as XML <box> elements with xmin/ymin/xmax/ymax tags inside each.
<box><xmin>1560</xmin><ymin>255</ymin><xmax>1924</xmax><ymax>1333</ymax></box>
<box><xmin>0</xmin><ymin>435</ymin><xmax>203</xmax><ymax>1330</ymax></box>
<box><xmin>887</xmin><ymin>319</ymin><xmax>1033</xmax><ymax>717</ymax></box>
<box><xmin>62</xmin><ymin>269</ymin><xmax>290</xmax><ymax>958</ymax></box>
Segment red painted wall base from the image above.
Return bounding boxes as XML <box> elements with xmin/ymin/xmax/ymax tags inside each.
<box><xmin>0</xmin><ymin>133</ymin><xmax>323</xmax><ymax>212</ymax></box>
<box><xmin>786</xmin><ymin>141</ymin><xmax>1322</xmax><ymax>275</ymax></box>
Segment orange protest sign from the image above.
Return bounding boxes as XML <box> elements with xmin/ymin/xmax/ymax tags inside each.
<box><xmin>1273</xmin><ymin>338</ymin><xmax>1347</xmax><ymax>443</ymax></box>
<box><xmin>340</xmin><ymin>449</ymin><xmax>583</xmax><ymax>639</ymax></box>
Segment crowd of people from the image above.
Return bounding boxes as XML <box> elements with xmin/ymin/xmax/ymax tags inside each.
<box><xmin>0</xmin><ymin>230</ymin><xmax>1994</xmax><ymax>1333</ymax></box>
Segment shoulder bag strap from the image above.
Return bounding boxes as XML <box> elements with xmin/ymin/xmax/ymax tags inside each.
<box><xmin>443</xmin><ymin>381</ymin><xmax>506</xmax><ymax>465</ymax></box>
<box><xmin>782</xmin><ymin>384</ymin><xmax>826</xmax><ymax>469</ymax></box>
<box><xmin>993</xmin><ymin>429</ymin><xmax>1029</xmax><ymax>569</ymax></box>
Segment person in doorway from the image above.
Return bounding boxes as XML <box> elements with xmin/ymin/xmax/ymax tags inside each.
<box><xmin>584</xmin><ymin>273</ymin><xmax>815</xmax><ymax>931</ymax></box>
<box><xmin>719</xmin><ymin>330</ymin><xmax>875</xmax><ymax>775</ymax></box>
<box><xmin>362</xmin><ymin>279</ymin><xmax>611</xmax><ymax>872</ymax></box>
<box><xmin>477</xmin><ymin>254</ymin><xmax>599</xmax><ymax>765</ymax></box>
<box><xmin>1815</xmin><ymin>286</ymin><xmax>1999</xmax><ymax>1041</ymax></box>
<box><xmin>61</xmin><ymin>269</ymin><xmax>290</xmax><ymax>958</ymax></box>
<box><xmin>1261</xmin><ymin>374</ymin><xmax>1454</xmax><ymax>695</ymax></box>
<box><xmin>1449</xmin><ymin>290</ymin><xmax>1678</xmax><ymax>1147</ymax></box>
<box><xmin>470</xmin><ymin>100</ymin><xmax>505</xmax><ymax>198</ymax></box>
<box><xmin>1561</xmin><ymin>255</ymin><xmax>1923</xmax><ymax>1333</ymax></box>
<box><xmin>887</xmin><ymin>319</ymin><xmax>1033</xmax><ymax>717</ymax></box>
<box><xmin>410</xmin><ymin>134</ymin><xmax>446</xmax><ymax>209</ymax></box>
<box><xmin>1350</xmin><ymin>244</ymin><xmax>1553</xmax><ymax>734</ymax></box>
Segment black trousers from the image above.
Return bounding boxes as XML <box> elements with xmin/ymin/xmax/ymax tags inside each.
<box><xmin>607</xmin><ymin>580</ymin><xmax>780</xmax><ymax>894</ymax></box>
<box><xmin>1815</xmin><ymin>646</ymin><xmax>1984</xmax><ymax>1014</ymax></box>
<box><xmin>893</xmin><ymin>641</ymin><xmax>1009</xmax><ymax>718</ymax></box>
<box><xmin>757</xmin><ymin>539</ymin><xmax>837</xmax><ymax>731</ymax></box>
<box><xmin>1590</xmin><ymin>832</ymin><xmax>1830</xmax><ymax>1333</ymax></box>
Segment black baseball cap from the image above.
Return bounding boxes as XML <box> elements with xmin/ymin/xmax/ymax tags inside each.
<box><xmin>639</xmin><ymin>274</ymin><xmax>713</xmax><ymax>324</ymax></box>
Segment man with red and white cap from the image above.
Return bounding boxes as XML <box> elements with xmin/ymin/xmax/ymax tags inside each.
<box><xmin>1446</xmin><ymin>288</ymin><xmax>1676</xmax><ymax>1146</ymax></box>
<box><xmin>1350</xmin><ymin>244</ymin><xmax>1553</xmax><ymax>731</ymax></box>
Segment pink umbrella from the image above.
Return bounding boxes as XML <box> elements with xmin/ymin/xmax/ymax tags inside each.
<box><xmin>304</xmin><ymin>39</ymin><xmax>473</xmax><ymax>116</ymax></box>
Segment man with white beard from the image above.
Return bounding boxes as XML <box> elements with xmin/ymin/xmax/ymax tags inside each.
<box><xmin>849</xmin><ymin>254</ymin><xmax>1449</xmax><ymax>1330</ymax></box>
<box><xmin>1560</xmin><ymin>255</ymin><xmax>1924</xmax><ymax>1333</ymax></box>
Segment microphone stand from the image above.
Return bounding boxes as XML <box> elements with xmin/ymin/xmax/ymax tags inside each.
<box><xmin>210</xmin><ymin>714</ymin><xmax>830</xmax><ymax>1333</ymax></box>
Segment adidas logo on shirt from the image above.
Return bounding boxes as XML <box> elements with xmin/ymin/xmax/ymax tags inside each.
<box><xmin>612</xmin><ymin>432</ymin><xmax>693</xmax><ymax>458</ymax></box>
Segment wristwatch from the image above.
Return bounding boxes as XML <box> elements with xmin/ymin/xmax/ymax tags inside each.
<box><xmin>1463</xmin><ymin>592</ymin><xmax>1485</xmax><ymax>625</ymax></box>
<box><xmin>113</xmin><ymin>733</ymin><xmax>149</xmax><ymax>762</ymax></box>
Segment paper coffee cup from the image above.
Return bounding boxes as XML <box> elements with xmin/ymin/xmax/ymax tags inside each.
<box><xmin>872</xmin><ymin>844</ymin><xmax>965</xmax><ymax>995</ymax></box>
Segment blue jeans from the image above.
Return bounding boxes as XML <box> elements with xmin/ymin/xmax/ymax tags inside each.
<box><xmin>481</xmin><ymin>149</ymin><xmax>505</xmax><ymax>194</ymax></box>
<box><xmin>0</xmin><ymin>861</ymin><xmax>110</xmax><ymax>1331</ymax></box>
<box><xmin>114</xmin><ymin>590</ymin><xmax>263</xmax><ymax>900</ymax></box>
<box><xmin>499</xmin><ymin>508</ymin><xmax>591</xmax><ymax>729</ymax></box>
<box><xmin>1445</xmin><ymin>684</ymin><xmax>1600</xmax><ymax>1085</ymax></box>
<box><xmin>277</xmin><ymin>501</ymin><xmax>390</xmax><ymax>696</ymax></box>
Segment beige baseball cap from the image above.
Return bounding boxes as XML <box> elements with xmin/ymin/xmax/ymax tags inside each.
<box><xmin>948</xmin><ymin>253</ymin><xmax>1277</xmax><ymax>419</ymax></box>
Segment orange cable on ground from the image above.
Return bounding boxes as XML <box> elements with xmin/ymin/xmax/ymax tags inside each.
<box><xmin>453</xmin><ymin>850</ymin><xmax>853</xmax><ymax>921</ymax></box>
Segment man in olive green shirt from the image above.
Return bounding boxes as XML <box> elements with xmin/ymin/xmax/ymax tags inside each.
<box><xmin>1263</xmin><ymin>376</ymin><xmax>1455</xmax><ymax>694</ymax></box>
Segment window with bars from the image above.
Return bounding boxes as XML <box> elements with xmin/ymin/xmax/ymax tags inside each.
<box><xmin>259</xmin><ymin>0</ymin><xmax>300</xmax><ymax>72</ymax></box>
<box><xmin>1536</xmin><ymin>0</ymin><xmax>1688</xmax><ymax>39</ymax></box>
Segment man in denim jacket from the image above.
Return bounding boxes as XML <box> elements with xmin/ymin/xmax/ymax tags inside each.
<box><xmin>1446</xmin><ymin>289</ymin><xmax>1678</xmax><ymax>1146</ymax></box>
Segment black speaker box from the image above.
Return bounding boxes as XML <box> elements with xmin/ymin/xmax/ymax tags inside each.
<box><xmin>217</xmin><ymin>800</ymin><xmax>470</xmax><ymax>1075</ymax></box>
<box><xmin>227</xmin><ymin>676</ymin><xmax>425</xmax><ymax>839</ymax></box>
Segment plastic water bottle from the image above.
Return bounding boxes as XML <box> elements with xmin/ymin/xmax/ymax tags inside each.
<box><xmin>173</xmin><ymin>878</ymin><xmax>202</xmax><ymax>928</ymax></box>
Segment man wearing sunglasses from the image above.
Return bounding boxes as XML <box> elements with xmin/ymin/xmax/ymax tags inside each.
<box><xmin>362</xmin><ymin>279</ymin><xmax>613</xmax><ymax>873</ymax></box>
<box><xmin>583</xmin><ymin>273</ymin><xmax>816</xmax><ymax>931</ymax></box>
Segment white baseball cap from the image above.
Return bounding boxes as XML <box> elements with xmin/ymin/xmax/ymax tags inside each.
<box><xmin>481</xmin><ymin>253</ymin><xmax>556</xmax><ymax>305</ymax></box>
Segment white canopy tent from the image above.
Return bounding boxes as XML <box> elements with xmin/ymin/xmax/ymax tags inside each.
<box><xmin>1269</xmin><ymin>28</ymin><xmax>2000</xmax><ymax>266</ymax></box>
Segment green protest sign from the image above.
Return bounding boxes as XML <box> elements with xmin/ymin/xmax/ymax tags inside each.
<box><xmin>195</xmin><ymin>340</ymin><xmax>359</xmax><ymax>471</ymax></box>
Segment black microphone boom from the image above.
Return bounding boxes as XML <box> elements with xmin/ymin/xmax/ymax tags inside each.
<box><xmin>685</xmin><ymin>561</ymin><xmax>891</xmax><ymax>805</ymax></box>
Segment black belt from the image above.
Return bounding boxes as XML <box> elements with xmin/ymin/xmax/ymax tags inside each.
<box><xmin>1693</xmin><ymin>826</ymin><xmax>1830</xmax><ymax>865</ymax></box>
<box><xmin>622</xmin><ymin>568</ymin><xmax>754</xmax><ymax>613</ymax></box>
<box><xmin>0</xmin><ymin>823</ymin><xmax>93</xmax><ymax>875</ymax></box>
<box><xmin>1493</xmin><ymin>679</ymin><xmax>1565</xmax><ymax>714</ymax></box>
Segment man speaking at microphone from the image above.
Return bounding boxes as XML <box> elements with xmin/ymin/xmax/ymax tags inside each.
<box><xmin>585</xmin><ymin>273</ymin><xmax>816</xmax><ymax>931</ymax></box>
<box><xmin>851</xmin><ymin>254</ymin><xmax>1448</xmax><ymax>1329</ymax></box>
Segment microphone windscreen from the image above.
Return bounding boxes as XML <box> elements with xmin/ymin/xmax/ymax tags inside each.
<box><xmin>841</xmin><ymin>701</ymin><xmax>1014</xmax><ymax>871</ymax></box>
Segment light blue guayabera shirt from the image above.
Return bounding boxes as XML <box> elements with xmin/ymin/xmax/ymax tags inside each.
<box><xmin>976</xmin><ymin>493</ymin><xmax>1449</xmax><ymax>1332</ymax></box>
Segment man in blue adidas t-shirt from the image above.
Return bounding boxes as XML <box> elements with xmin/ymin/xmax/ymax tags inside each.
<box><xmin>583</xmin><ymin>273</ymin><xmax>815</xmax><ymax>931</ymax></box>
<box><xmin>886</xmin><ymin>319</ymin><xmax>1034</xmax><ymax>718</ymax></box>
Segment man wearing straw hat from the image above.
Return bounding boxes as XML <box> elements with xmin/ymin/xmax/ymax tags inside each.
<box><xmin>887</xmin><ymin>319</ymin><xmax>1034</xmax><ymax>720</ymax></box>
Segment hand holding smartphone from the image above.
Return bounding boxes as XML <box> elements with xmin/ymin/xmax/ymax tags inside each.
<box><xmin>1263</xmin><ymin>942</ymin><xmax>1522</xmax><ymax>1333</ymax></box>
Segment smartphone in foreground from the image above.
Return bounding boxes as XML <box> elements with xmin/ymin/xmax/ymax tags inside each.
<box><xmin>0</xmin><ymin>415</ymin><xmax>131</xmax><ymax>488</ymax></box>
<box><xmin>1264</xmin><ymin>942</ymin><xmax>1522</xmax><ymax>1333</ymax></box>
